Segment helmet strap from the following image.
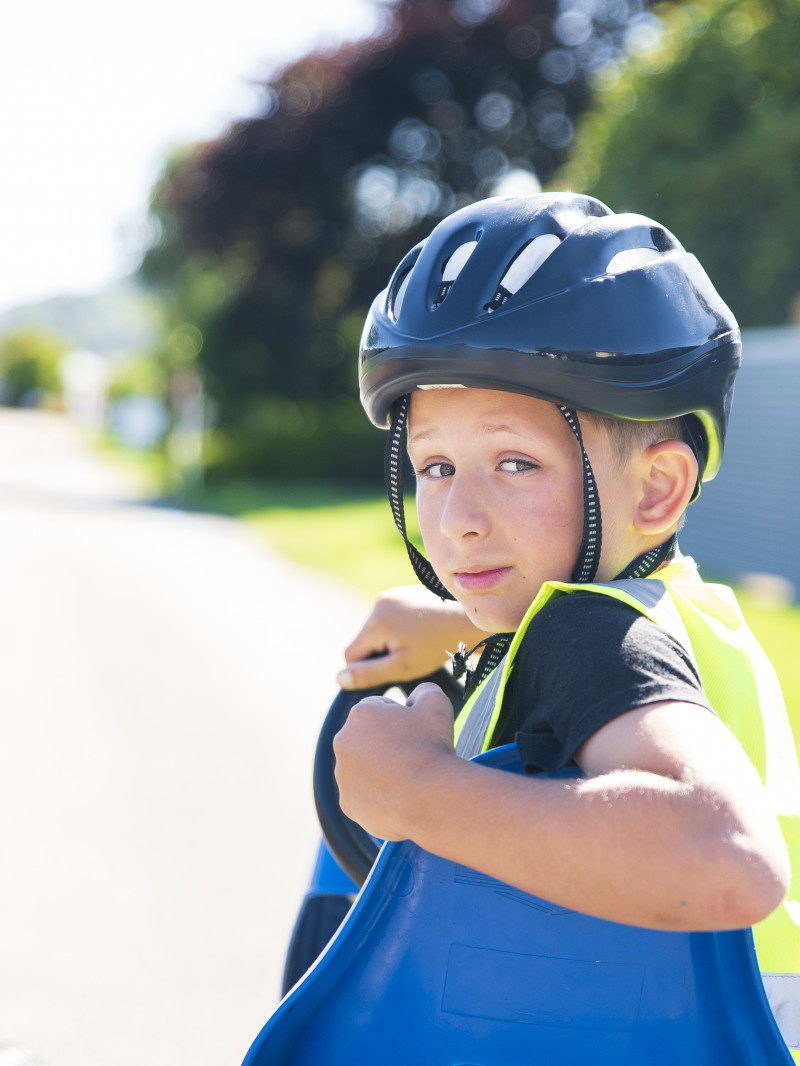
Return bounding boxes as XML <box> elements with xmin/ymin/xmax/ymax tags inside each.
<box><xmin>616</xmin><ymin>534</ymin><xmax>678</xmax><ymax>580</ymax></box>
<box><xmin>452</xmin><ymin>631</ymin><xmax>515</xmax><ymax>698</ymax></box>
<box><xmin>384</xmin><ymin>394</ymin><xmax>455</xmax><ymax>601</ymax></box>
<box><xmin>558</xmin><ymin>406</ymin><xmax>602</xmax><ymax>584</ymax></box>
<box><xmin>386</xmin><ymin>398</ymin><xmax>607</xmax><ymax>595</ymax></box>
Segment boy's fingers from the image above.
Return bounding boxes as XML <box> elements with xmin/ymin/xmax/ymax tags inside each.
<box><xmin>342</xmin><ymin>625</ymin><xmax>389</xmax><ymax>665</ymax></box>
<box><xmin>337</xmin><ymin>654</ymin><xmax>403</xmax><ymax>690</ymax></box>
<box><xmin>406</xmin><ymin>680</ymin><xmax>445</xmax><ymax>702</ymax></box>
<box><xmin>407</xmin><ymin>683</ymin><xmax>456</xmax><ymax>727</ymax></box>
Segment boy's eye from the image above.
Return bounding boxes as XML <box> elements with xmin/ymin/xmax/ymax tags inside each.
<box><xmin>499</xmin><ymin>458</ymin><xmax>536</xmax><ymax>473</ymax></box>
<box><xmin>420</xmin><ymin>461</ymin><xmax>455</xmax><ymax>479</ymax></box>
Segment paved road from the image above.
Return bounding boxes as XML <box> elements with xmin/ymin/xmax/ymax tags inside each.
<box><xmin>0</xmin><ymin>409</ymin><xmax>368</xmax><ymax>1066</ymax></box>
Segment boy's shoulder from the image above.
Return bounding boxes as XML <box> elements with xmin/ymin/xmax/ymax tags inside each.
<box><xmin>504</xmin><ymin>585</ymin><xmax>711</xmax><ymax>771</ymax></box>
<box><xmin>529</xmin><ymin>586</ymin><xmax>646</xmax><ymax>635</ymax></box>
<box><xmin>517</xmin><ymin>585</ymin><xmax>702</xmax><ymax>682</ymax></box>
<box><xmin>523</xmin><ymin>568</ymin><xmax>693</xmax><ymax>648</ymax></box>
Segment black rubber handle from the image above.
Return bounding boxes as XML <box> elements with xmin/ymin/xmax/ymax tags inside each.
<box><xmin>313</xmin><ymin>669</ymin><xmax>464</xmax><ymax>887</ymax></box>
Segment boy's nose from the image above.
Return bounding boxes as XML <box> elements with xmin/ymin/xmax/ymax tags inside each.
<box><xmin>439</xmin><ymin>477</ymin><xmax>490</xmax><ymax>540</ymax></box>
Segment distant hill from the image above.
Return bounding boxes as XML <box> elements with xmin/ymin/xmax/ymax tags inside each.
<box><xmin>0</xmin><ymin>277</ymin><xmax>163</xmax><ymax>358</ymax></box>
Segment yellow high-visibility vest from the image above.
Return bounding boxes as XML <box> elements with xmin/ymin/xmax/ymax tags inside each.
<box><xmin>453</xmin><ymin>555</ymin><xmax>800</xmax><ymax>1056</ymax></box>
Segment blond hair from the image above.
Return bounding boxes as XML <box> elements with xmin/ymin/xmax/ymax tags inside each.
<box><xmin>580</xmin><ymin>411</ymin><xmax>691</xmax><ymax>469</ymax></box>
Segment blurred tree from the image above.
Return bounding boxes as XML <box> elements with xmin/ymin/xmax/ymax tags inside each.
<box><xmin>142</xmin><ymin>0</ymin><xmax>651</xmax><ymax>478</ymax></box>
<box><xmin>556</xmin><ymin>0</ymin><xmax>800</xmax><ymax>327</ymax></box>
<box><xmin>0</xmin><ymin>326</ymin><xmax>67</xmax><ymax>407</ymax></box>
<box><xmin>107</xmin><ymin>352</ymin><xmax>169</xmax><ymax>404</ymax></box>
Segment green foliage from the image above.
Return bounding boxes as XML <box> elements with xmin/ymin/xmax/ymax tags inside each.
<box><xmin>108</xmin><ymin>352</ymin><xmax>168</xmax><ymax>402</ymax></box>
<box><xmin>203</xmin><ymin>395</ymin><xmax>385</xmax><ymax>482</ymax></box>
<box><xmin>556</xmin><ymin>0</ymin><xmax>800</xmax><ymax>326</ymax></box>
<box><xmin>0</xmin><ymin>326</ymin><xmax>67</xmax><ymax>405</ymax></box>
<box><xmin>140</xmin><ymin>0</ymin><xmax>650</xmax><ymax>478</ymax></box>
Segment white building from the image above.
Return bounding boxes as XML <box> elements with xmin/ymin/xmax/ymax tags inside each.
<box><xmin>681</xmin><ymin>326</ymin><xmax>800</xmax><ymax>600</ymax></box>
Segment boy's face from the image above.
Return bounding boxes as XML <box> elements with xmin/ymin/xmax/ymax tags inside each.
<box><xmin>408</xmin><ymin>387</ymin><xmax>634</xmax><ymax>634</ymax></box>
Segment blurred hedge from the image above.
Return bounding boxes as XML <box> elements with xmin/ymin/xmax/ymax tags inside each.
<box><xmin>556</xmin><ymin>0</ymin><xmax>800</xmax><ymax>326</ymax></box>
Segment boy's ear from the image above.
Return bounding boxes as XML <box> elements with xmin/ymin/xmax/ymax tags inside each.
<box><xmin>634</xmin><ymin>440</ymin><xmax>698</xmax><ymax>534</ymax></box>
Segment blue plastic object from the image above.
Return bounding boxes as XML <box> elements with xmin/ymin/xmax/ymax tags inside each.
<box><xmin>244</xmin><ymin>745</ymin><xmax>792</xmax><ymax>1064</ymax></box>
<box><xmin>307</xmin><ymin>839</ymin><xmax>359</xmax><ymax>896</ymax></box>
<box><xmin>280</xmin><ymin>840</ymin><xmax>357</xmax><ymax>995</ymax></box>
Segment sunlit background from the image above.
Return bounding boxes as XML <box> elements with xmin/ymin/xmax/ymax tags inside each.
<box><xmin>0</xmin><ymin>0</ymin><xmax>379</xmax><ymax>311</ymax></box>
<box><xmin>1</xmin><ymin>0</ymin><xmax>799</xmax><ymax>1062</ymax></box>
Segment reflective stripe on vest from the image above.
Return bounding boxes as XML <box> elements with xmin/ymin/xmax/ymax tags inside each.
<box><xmin>454</xmin><ymin>657</ymin><xmax>508</xmax><ymax>759</ymax></box>
<box><xmin>452</xmin><ymin>554</ymin><xmax>800</xmax><ymax>1053</ymax></box>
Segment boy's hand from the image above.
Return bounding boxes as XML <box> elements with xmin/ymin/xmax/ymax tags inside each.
<box><xmin>333</xmin><ymin>682</ymin><xmax>456</xmax><ymax>841</ymax></box>
<box><xmin>337</xmin><ymin>586</ymin><xmax>483</xmax><ymax>690</ymax></box>
<box><xmin>336</xmin><ymin>694</ymin><xmax>790</xmax><ymax>931</ymax></box>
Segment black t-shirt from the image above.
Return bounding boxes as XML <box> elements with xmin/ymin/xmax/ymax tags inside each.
<box><xmin>492</xmin><ymin>592</ymin><xmax>713</xmax><ymax>774</ymax></box>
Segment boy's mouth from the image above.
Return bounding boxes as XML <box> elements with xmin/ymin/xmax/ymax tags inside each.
<box><xmin>453</xmin><ymin>567</ymin><xmax>512</xmax><ymax>591</ymax></box>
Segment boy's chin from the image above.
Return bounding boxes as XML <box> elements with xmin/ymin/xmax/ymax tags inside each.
<box><xmin>461</xmin><ymin>600</ymin><xmax>525</xmax><ymax>635</ymax></box>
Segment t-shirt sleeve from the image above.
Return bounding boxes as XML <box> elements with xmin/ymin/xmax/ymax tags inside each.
<box><xmin>504</xmin><ymin>592</ymin><xmax>713</xmax><ymax>774</ymax></box>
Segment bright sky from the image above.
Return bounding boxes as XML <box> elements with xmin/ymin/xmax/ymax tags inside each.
<box><xmin>0</xmin><ymin>0</ymin><xmax>381</xmax><ymax>315</ymax></box>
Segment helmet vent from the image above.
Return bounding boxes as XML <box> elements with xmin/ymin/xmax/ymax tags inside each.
<box><xmin>650</xmin><ymin>225</ymin><xmax>678</xmax><ymax>252</ymax></box>
<box><xmin>390</xmin><ymin>268</ymin><xmax>414</xmax><ymax>320</ymax></box>
<box><xmin>606</xmin><ymin>247</ymin><xmax>661</xmax><ymax>276</ymax></box>
<box><xmin>433</xmin><ymin>240</ymin><xmax>479</xmax><ymax>307</ymax></box>
<box><xmin>486</xmin><ymin>233</ymin><xmax>562</xmax><ymax>311</ymax></box>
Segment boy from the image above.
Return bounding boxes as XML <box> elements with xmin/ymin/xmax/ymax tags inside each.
<box><xmin>332</xmin><ymin>193</ymin><xmax>800</xmax><ymax>1045</ymax></box>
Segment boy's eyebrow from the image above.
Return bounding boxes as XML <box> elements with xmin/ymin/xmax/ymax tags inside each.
<box><xmin>478</xmin><ymin>422</ymin><xmax>526</xmax><ymax>437</ymax></box>
<box><xmin>409</xmin><ymin>422</ymin><xmax>527</xmax><ymax>445</ymax></box>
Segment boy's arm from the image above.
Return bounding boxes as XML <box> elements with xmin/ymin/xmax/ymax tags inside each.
<box><xmin>333</xmin><ymin>683</ymin><xmax>790</xmax><ymax>932</ymax></box>
<box><xmin>337</xmin><ymin>585</ymin><xmax>485</xmax><ymax>689</ymax></box>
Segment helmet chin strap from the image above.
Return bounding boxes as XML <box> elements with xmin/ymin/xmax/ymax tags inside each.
<box><xmin>616</xmin><ymin>534</ymin><xmax>678</xmax><ymax>579</ymax></box>
<box><xmin>385</xmin><ymin>394</ymin><xmax>455</xmax><ymax>601</ymax></box>
<box><xmin>557</xmin><ymin>406</ymin><xmax>678</xmax><ymax>582</ymax></box>
<box><xmin>557</xmin><ymin>406</ymin><xmax>602</xmax><ymax>584</ymax></box>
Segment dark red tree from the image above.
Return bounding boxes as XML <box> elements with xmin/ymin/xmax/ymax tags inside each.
<box><xmin>143</xmin><ymin>0</ymin><xmax>644</xmax><ymax>476</ymax></box>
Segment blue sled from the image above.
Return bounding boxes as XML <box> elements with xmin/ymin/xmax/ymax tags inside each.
<box><xmin>245</xmin><ymin>745</ymin><xmax>792</xmax><ymax>1064</ymax></box>
<box><xmin>280</xmin><ymin>838</ymin><xmax>357</xmax><ymax>995</ymax></box>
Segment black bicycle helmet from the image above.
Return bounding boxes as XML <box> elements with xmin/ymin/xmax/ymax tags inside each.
<box><xmin>359</xmin><ymin>192</ymin><xmax>740</xmax><ymax>600</ymax></box>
